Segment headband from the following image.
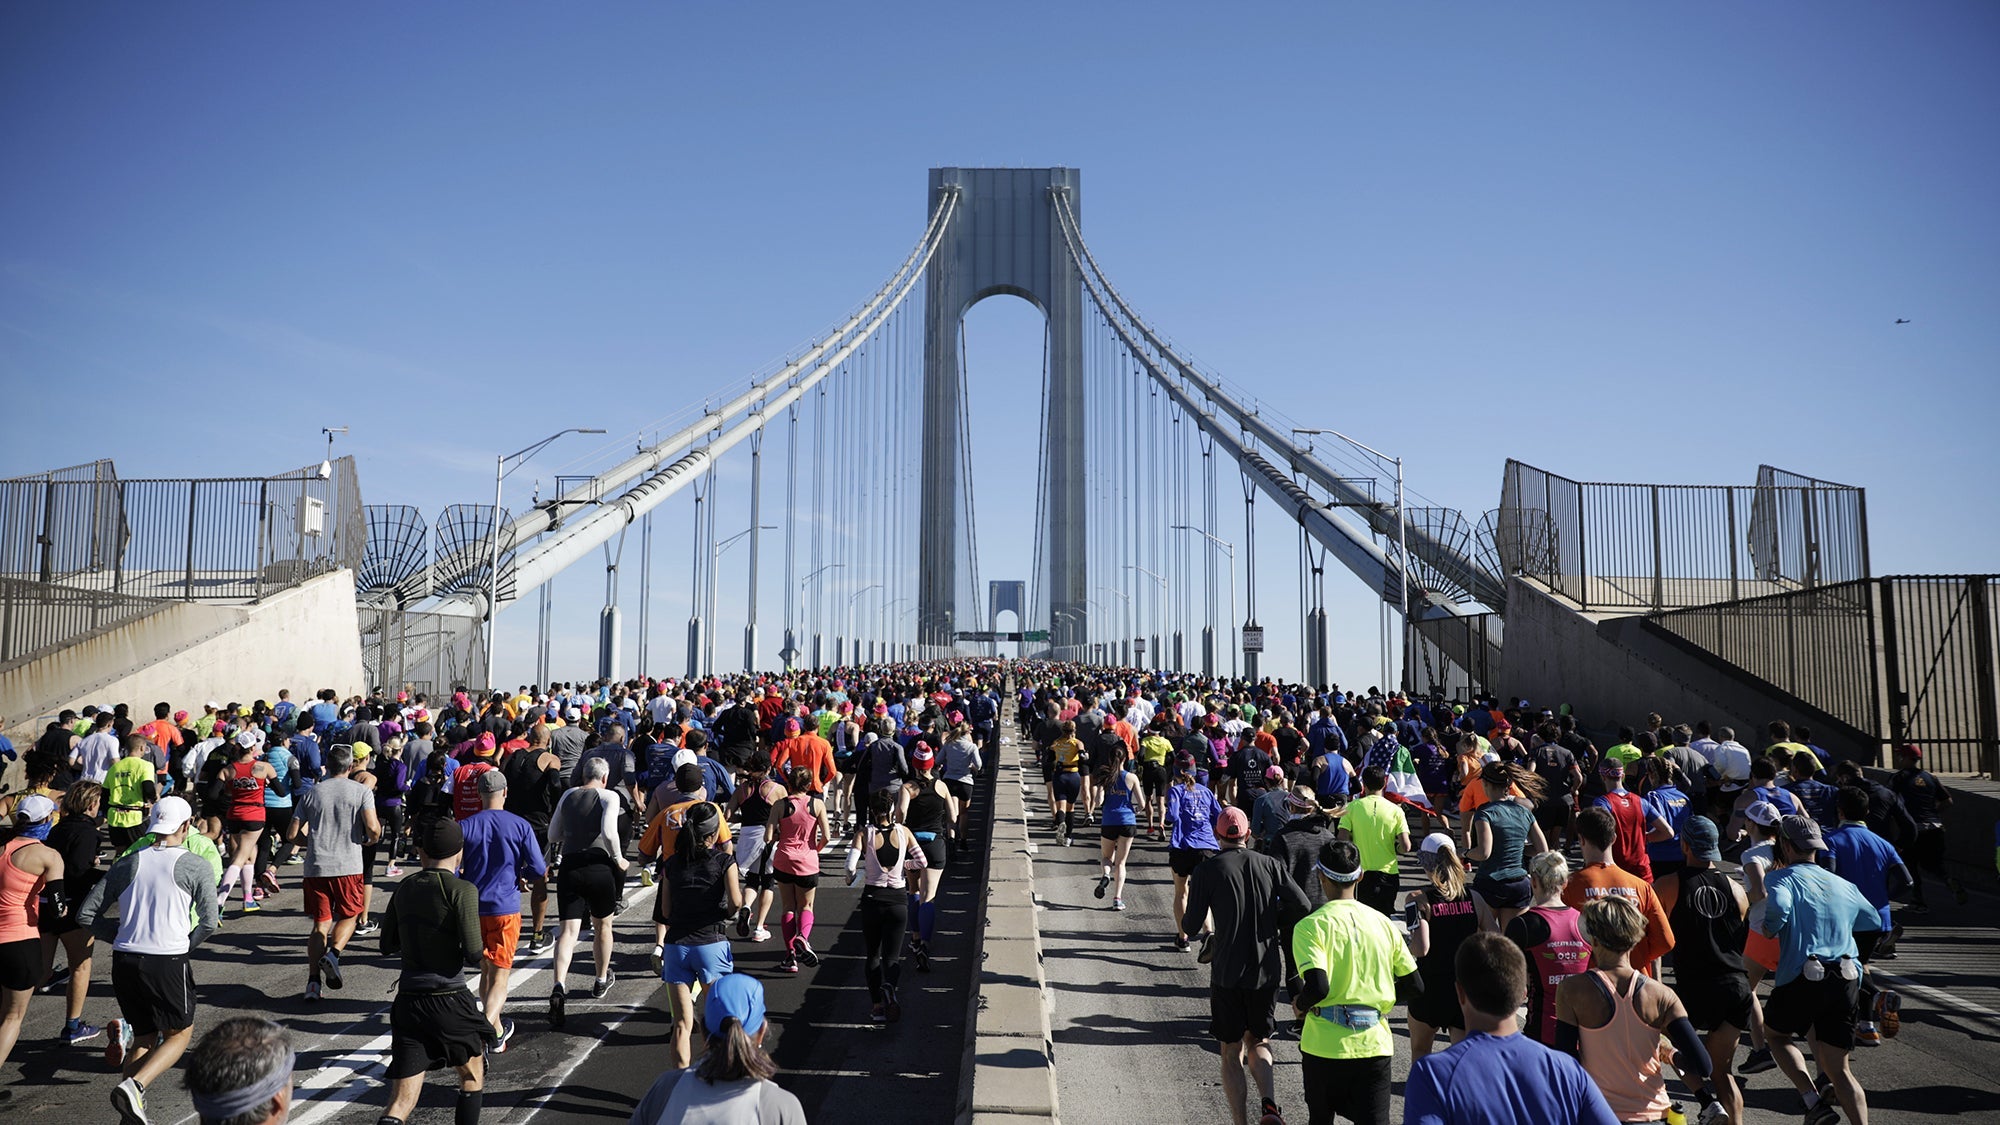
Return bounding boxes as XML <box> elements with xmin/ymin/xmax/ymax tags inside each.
<box><xmin>189</xmin><ymin>1051</ymin><xmax>295</xmax><ymax>1119</ymax></box>
<box><xmin>1314</xmin><ymin>861</ymin><xmax>1361</xmax><ymax>884</ymax></box>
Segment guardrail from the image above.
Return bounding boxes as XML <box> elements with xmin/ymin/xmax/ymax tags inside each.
<box><xmin>0</xmin><ymin>576</ymin><xmax>173</xmax><ymax>671</ymax></box>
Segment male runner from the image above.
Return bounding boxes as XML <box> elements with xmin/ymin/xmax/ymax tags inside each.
<box><xmin>458</xmin><ymin>771</ymin><xmax>547</xmax><ymax>1052</ymax></box>
<box><xmin>290</xmin><ymin>745</ymin><xmax>381</xmax><ymax>1001</ymax></box>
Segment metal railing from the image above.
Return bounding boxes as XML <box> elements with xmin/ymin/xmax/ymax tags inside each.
<box><xmin>1499</xmin><ymin>460</ymin><xmax>1867</xmax><ymax>612</ymax></box>
<box><xmin>0</xmin><ymin>458</ymin><xmax>365</xmax><ymax>601</ymax></box>
<box><xmin>1648</xmin><ymin>575</ymin><xmax>2000</xmax><ymax>777</ymax></box>
<box><xmin>358</xmin><ymin>604</ymin><xmax>484</xmax><ymax>698</ymax></box>
<box><xmin>0</xmin><ymin>576</ymin><xmax>175</xmax><ymax>670</ymax></box>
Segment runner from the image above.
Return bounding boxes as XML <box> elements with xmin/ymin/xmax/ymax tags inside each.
<box><xmin>658</xmin><ymin>801</ymin><xmax>743</xmax><ymax>1065</ymax></box>
<box><xmin>183</xmin><ymin>1016</ymin><xmax>293</xmax><ymax>1125</ymax></box>
<box><xmin>377</xmin><ymin>816</ymin><xmax>487</xmax><ymax>1125</ymax></box>
<box><xmin>216</xmin><ymin>735</ymin><xmax>274</xmax><ymax>915</ymax></box>
<box><xmin>1334</xmin><ymin>766</ymin><xmax>1410</xmax><ymax>917</ymax></box>
<box><xmin>938</xmin><ymin>717</ymin><xmax>983</xmax><ymax>843</ymax></box>
<box><xmin>103</xmin><ymin>737</ymin><xmax>160</xmax><ymax>854</ymax></box>
<box><xmin>1889</xmin><ymin>743</ymin><xmax>1961</xmax><ymax>911</ymax></box>
<box><xmin>624</xmin><ymin>973</ymin><xmax>807</xmax><ymax>1124</ymax></box>
<box><xmin>898</xmin><ymin>746</ymin><xmax>956</xmax><ymax>966</ymax></box>
<box><xmin>1733</xmin><ymin>801</ymin><xmax>1783</xmax><ymax>1076</ymax></box>
<box><xmin>1048</xmin><ymin>720</ymin><xmax>1086</xmax><ymax>846</ymax></box>
<box><xmin>1405</xmin><ymin>833</ymin><xmax>1478</xmax><ymax>1058</ymax></box>
<box><xmin>1526</xmin><ymin>720</ymin><xmax>1582</xmax><ymax>852</ymax></box>
<box><xmin>1289</xmin><ymin>839</ymin><xmax>1420</xmax><ymax>1125</ymax></box>
<box><xmin>1403</xmin><ymin>931</ymin><xmax>1619</xmax><ymax>1125</ymax></box>
<box><xmin>1466</xmin><ymin>762</ymin><xmax>1548</xmax><ymax>933</ymax></box>
<box><xmin>1092</xmin><ymin>742</ymin><xmax>1145</xmax><ymax>912</ymax></box>
<box><xmin>1562</xmin><ymin>807</ymin><xmax>1675</xmax><ymax>977</ymax></box>
<box><xmin>0</xmin><ymin>794</ymin><xmax>64</xmax><ymax>1081</ymax></box>
<box><xmin>40</xmin><ymin>783</ymin><xmax>106</xmax><ymax>1048</ymax></box>
<box><xmin>1655</xmin><ymin>816</ymin><xmax>1750</xmax><ymax>1125</ymax></box>
<box><xmin>846</xmin><ymin>789</ymin><xmax>925</xmax><ymax>1023</ymax></box>
<box><xmin>1166</xmin><ymin>751</ymin><xmax>1223</xmax><ymax>953</ymax></box>
<box><xmin>1592</xmin><ymin>757</ymin><xmax>1658</xmax><ymax>881</ymax></box>
<box><xmin>767</xmin><ymin>767</ymin><xmax>832</xmax><ymax>974</ymax></box>
<box><xmin>547</xmin><ymin>756</ymin><xmax>628</xmax><ymax>1027</ymax></box>
<box><xmin>289</xmin><ymin>745</ymin><xmax>381</xmax><ymax>1002</ymax></box>
<box><xmin>457</xmin><ymin>770</ymin><xmax>547</xmax><ymax>1053</ymax></box>
<box><xmin>76</xmin><ymin>796</ymin><xmax>220</xmax><ymax>1125</ymax></box>
<box><xmin>1823</xmin><ymin>785</ymin><xmax>1909</xmax><ymax>1039</ymax></box>
<box><xmin>1505</xmin><ymin>850</ymin><xmax>1589</xmax><ymax>1047</ymax></box>
<box><xmin>1180</xmin><ymin>806</ymin><xmax>1312</xmax><ymax>1125</ymax></box>
<box><xmin>1757</xmin><ymin>814</ymin><xmax>1881</xmax><ymax>1125</ymax></box>
<box><xmin>500</xmin><ymin>722</ymin><xmax>564</xmax><ymax>953</ymax></box>
<box><xmin>1636</xmin><ymin>757</ymin><xmax>1692</xmax><ymax>881</ymax></box>
<box><xmin>1557</xmin><ymin>896</ymin><xmax>1728</xmax><ymax>1124</ymax></box>
<box><xmin>729</xmin><ymin>752</ymin><xmax>787</xmax><ymax>943</ymax></box>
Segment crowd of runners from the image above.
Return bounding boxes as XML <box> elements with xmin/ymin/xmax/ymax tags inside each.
<box><xmin>0</xmin><ymin>664</ymin><xmax>1005</xmax><ymax>1124</ymax></box>
<box><xmin>1013</xmin><ymin>666</ymin><xmax>1972</xmax><ymax>1125</ymax></box>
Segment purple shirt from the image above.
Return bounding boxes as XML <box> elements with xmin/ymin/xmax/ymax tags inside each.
<box><xmin>457</xmin><ymin>808</ymin><xmax>547</xmax><ymax>917</ymax></box>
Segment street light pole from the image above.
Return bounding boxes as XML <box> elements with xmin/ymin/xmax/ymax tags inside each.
<box><xmin>1292</xmin><ymin>428</ymin><xmax>1408</xmax><ymax>693</ymax></box>
<box><xmin>1098</xmin><ymin>585</ymin><xmax>1133</xmax><ymax>667</ymax></box>
<box><xmin>1171</xmin><ymin>525</ymin><xmax>1237</xmax><ymax>680</ymax></box>
<box><xmin>848</xmin><ymin>583</ymin><xmax>883</xmax><ymax>665</ymax></box>
<box><xmin>486</xmin><ymin>427</ymin><xmax>606</xmax><ymax>691</ymax></box>
<box><xmin>799</xmin><ymin>563</ymin><xmax>844</xmax><ymax>668</ymax></box>
<box><xmin>1125</xmin><ymin>564</ymin><xmax>1168</xmax><ymax>671</ymax></box>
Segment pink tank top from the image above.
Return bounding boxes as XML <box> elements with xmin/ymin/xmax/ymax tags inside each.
<box><xmin>1579</xmin><ymin>969</ymin><xmax>1670</xmax><ymax>1122</ymax></box>
<box><xmin>0</xmin><ymin>837</ymin><xmax>45</xmax><ymax>944</ymax></box>
<box><xmin>772</xmin><ymin>796</ymin><xmax>821</xmax><ymax>876</ymax></box>
<box><xmin>1525</xmin><ymin>905</ymin><xmax>1589</xmax><ymax>1045</ymax></box>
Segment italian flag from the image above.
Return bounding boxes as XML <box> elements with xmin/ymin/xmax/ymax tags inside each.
<box><xmin>1384</xmin><ymin>744</ymin><xmax>1434</xmax><ymax>812</ymax></box>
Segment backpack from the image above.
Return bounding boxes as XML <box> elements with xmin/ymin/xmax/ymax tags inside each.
<box><xmin>199</xmin><ymin>756</ymin><xmax>234</xmax><ymax>809</ymax></box>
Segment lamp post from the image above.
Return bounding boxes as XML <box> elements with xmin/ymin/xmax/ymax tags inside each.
<box><xmin>1125</xmin><ymin>564</ymin><xmax>1168</xmax><ymax>671</ymax></box>
<box><xmin>1098</xmin><ymin>585</ymin><xmax>1133</xmax><ymax>668</ymax></box>
<box><xmin>799</xmin><ymin>563</ymin><xmax>844</xmax><ymax>668</ymax></box>
<box><xmin>708</xmin><ymin>524</ymin><xmax>775</xmax><ymax>673</ymax></box>
<box><xmin>1171</xmin><ymin>525</ymin><xmax>1237</xmax><ymax>679</ymax></box>
<box><xmin>847</xmin><ymin>583</ymin><xmax>883</xmax><ymax>666</ymax></box>
<box><xmin>879</xmin><ymin>595</ymin><xmax>908</xmax><ymax>662</ymax></box>
<box><xmin>487</xmin><ymin>427</ymin><xmax>606</xmax><ymax>691</ymax></box>
<box><xmin>1293</xmin><ymin>427</ymin><xmax>1406</xmax><ymax>693</ymax></box>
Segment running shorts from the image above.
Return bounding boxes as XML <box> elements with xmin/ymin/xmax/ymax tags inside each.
<box><xmin>1169</xmin><ymin>847</ymin><xmax>1217</xmax><ymax>878</ymax></box>
<box><xmin>1053</xmin><ymin>772</ymin><xmax>1082</xmax><ymax>802</ymax></box>
<box><xmin>480</xmin><ymin>913</ymin><xmax>522</xmax><ymax>969</ymax></box>
<box><xmin>916</xmin><ymin>836</ymin><xmax>947</xmax><ymax>869</ymax></box>
<box><xmin>945</xmin><ymin>779</ymin><xmax>973</xmax><ymax>805</ymax></box>
<box><xmin>1140</xmin><ymin>762</ymin><xmax>1169</xmax><ymax>796</ymax></box>
<box><xmin>1100</xmin><ymin>824</ymin><xmax>1137</xmax><ymax>840</ymax></box>
<box><xmin>1208</xmin><ymin>985</ymin><xmax>1277</xmax><ymax>1043</ymax></box>
<box><xmin>1471</xmin><ymin>873</ymin><xmax>1533</xmax><ymax>911</ymax></box>
<box><xmin>110</xmin><ymin>950</ymin><xmax>196</xmax><ymax>1037</ymax></box>
<box><xmin>0</xmin><ymin>937</ymin><xmax>40</xmax><ymax>992</ymax></box>
<box><xmin>772</xmin><ymin>869</ymin><xmax>820</xmax><ymax>890</ymax></box>
<box><xmin>558</xmin><ymin>856</ymin><xmax>621</xmax><ymax>921</ymax></box>
<box><xmin>1743</xmin><ymin>929</ymin><xmax>1780</xmax><ymax>974</ymax></box>
<box><xmin>1408</xmin><ymin>975</ymin><xmax>1466</xmax><ymax>1031</ymax></box>
<box><xmin>1678</xmin><ymin>972</ymin><xmax>1754</xmax><ymax>1033</ymax></box>
<box><xmin>1302</xmin><ymin>1054</ymin><xmax>1392</xmax><ymax>1125</ymax></box>
<box><xmin>225</xmin><ymin>818</ymin><xmax>265</xmax><ymax>838</ymax></box>
<box><xmin>1763</xmin><ymin>972</ymin><xmax>1859</xmax><ymax>1051</ymax></box>
<box><xmin>662</xmin><ymin>939</ymin><xmax>733</xmax><ymax>987</ymax></box>
<box><xmin>302</xmin><ymin>874</ymin><xmax>367</xmax><ymax>922</ymax></box>
<box><xmin>387</xmin><ymin>988</ymin><xmax>488</xmax><ymax>1078</ymax></box>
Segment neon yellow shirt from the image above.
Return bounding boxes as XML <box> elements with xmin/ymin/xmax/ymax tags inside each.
<box><xmin>1292</xmin><ymin>898</ymin><xmax>1417</xmax><ymax>1059</ymax></box>
<box><xmin>1139</xmin><ymin>734</ymin><xmax>1174</xmax><ymax>767</ymax></box>
<box><xmin>103</xmin><ymin>757</ymin><xmax>158</xmax><ymax>829</ymax></box>
<box><xmin>1603</xmin><ymin>743</ymin><xmax>1642</xmax><ymax>767</ymax></box>
<box><xmin>1338</xmin><ymin>794</ymin><xmax>1408</xmax><ymax>874</ymax></box>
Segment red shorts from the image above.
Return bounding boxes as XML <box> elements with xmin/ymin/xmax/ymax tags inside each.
<box><xmin>302</xmin><ymin>875</ymin><xmax>367</xmax><ymax>922</ymax></box>
<box><xmin>480</xmin><ymin>914</ymin><xmax>522</xmax><ymax>969</ymax></box>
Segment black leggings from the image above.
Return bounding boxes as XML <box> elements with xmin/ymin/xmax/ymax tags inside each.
<box><xmin>860</xmin><ymin>888</ymin><xmax>908</xmax><ymax>1001</ymax></box>
<box><xmin>258</xmin><ymin>807</ymin><xmax>295</xmax><ymax>874</ymax></box>
<box><xmin>362</xmin><ymin>806</ymin><xmax>405</xmax><ymax>881</ymax></box>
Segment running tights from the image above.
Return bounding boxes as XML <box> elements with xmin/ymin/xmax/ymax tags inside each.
<box><xmin>860</xmin><ymin>891</ymin><xmax>908</xmax><ymax>1001</ymax></box>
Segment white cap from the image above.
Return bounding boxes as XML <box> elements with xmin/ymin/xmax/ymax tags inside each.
<box><xmin>1419</xmin><ymin>831</ymin><xmax>1457</xmax><ymax>857</ymax></box>
<box><xmin>1745</xmin><ymin>800</ymin><xmax>1783</xmax><ymax>828</ymax></box>
<box><xmin>205</xmin><ymin>700</ymin><xmax>222</xmax><ymax>710</ymax></box>
<box><xmin>565</xmin><ymin>707</ymin><xmax>582</xmax><ymax>721</ymax></box>
<box><xmin>235</xmin><ymin>729</ymin><xmax>263</xmax><ymax>748</ymax></box>
<box><xmin>148</xmin><ymin>795</ymin><xmax>194</xmax><ymax>835</ymax></box>
<box><xmin>15</xmin><ymin>794</ymin><xmax>57</xmax><ymax>823</ymax></box>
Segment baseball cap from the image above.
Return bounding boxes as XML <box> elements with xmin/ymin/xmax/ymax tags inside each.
<box><xmin>15</xmin><ymin>793</ymin><xmax>58</xmax><ymax>823</ymax></box>
<box><xmin>703</xmin><ymin>973</ymin><xmax>768</xmax><ymax>1037</ymax></box>
<box><xmin>1897</xmin><ymin>743</ymin><xmax>1922</xmax><ymax>759</ymax></box>
<box><xmin>564</xmin><ymin>706</ymin><xmax>582</xmax><ymax>721</ymax></box>
<box><xmin>1777</xmin><ymin>813</ymin><xmax>1825</xmax><ymax>854</ymax></box>
<box><xmin>1683</xmin><ymin>815</ymin><xmax>1722</xmax><ymax>862</ymax></box>
<box><xmin>235</xmin><ymin>730</ymin><xmax>262</xmax><ymax>748</ymax></box>
<box><xmin>477</xmin><ymin>770</ymin><xmax>509</xmax><ymax>795</ymax></box>
<box><xmin>1418</xmin><ymin>831</ymin><xmax>1456</xmax><ymax>858</ymax></box>
<box><xmin>1215</xmin><ymin>807</ymin><xmax>1250</xmax><ymax>841</ymax></box>
<box><xmin>1263</xmin><ymin>764</ymin><xmax>1283</xmax><ymax>781</ymax></box>
<box><xmin>1744</xmin><ymin>800</ymin><xmax>1782</xmax><ymax>828</ymax></box>
<box><xmin>205</xmin><ymin>700</ymin><xmax>221</xmax><ymax>710</ymax></box>
<box><xmin>147</xmin><ymin>795</ymin><xmax>193</xmax><ymax>835</ymax></box>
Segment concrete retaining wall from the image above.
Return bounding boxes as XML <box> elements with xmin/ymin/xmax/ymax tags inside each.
<box><xmin>962</xmin><ymin>710</ymin><xmax>1060</xmax><ymax>1125</ymax></box>
<box><xmin>1</xmin><ymin>569</ymin><xmax>367</xmax><ymax>744</ymax></box>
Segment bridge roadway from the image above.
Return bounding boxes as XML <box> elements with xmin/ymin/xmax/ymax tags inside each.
<box><xmin>3</xmin><ymin>773</ymin><xmax>992</xmax><ymax>1123</ymax></box>
<box><xmin>1020</xmin><ymin>737</ymin><xmax>2000</xmax><ymax>1125</ymax></box>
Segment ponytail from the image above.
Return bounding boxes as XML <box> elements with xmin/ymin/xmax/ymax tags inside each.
<box><xmin>695</xmin><ymin>1016</ymin><xmax>777</xmax><ymax>1084</ymax></box>
<box><xmin>1427</xmin><ymin>845</ymin><xmax>1468</xmax><ymax>900</ymax></box>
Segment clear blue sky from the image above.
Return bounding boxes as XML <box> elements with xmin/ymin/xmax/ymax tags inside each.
<box><xmin>4</xmin><ymin>4</ymin><xmax>1995</xmax><ymax>688</ymax></box>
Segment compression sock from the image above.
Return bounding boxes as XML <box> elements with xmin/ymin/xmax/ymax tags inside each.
<box><xmin>781</xmin><ymin>912</ymin><xmax>797</xmax><ymax>948</ymax></box>
<box><xmin>455</xmin><ymin>1089</ymin><xmax>482</xmax><ymax>1125</ymax></box>
<box><xmin>219</xmin><ymin>865</ymin><xmax>241</xmax><ymax>897</ymax></box>
<box><xmin>919</xmin><ymin>900</ymin><xmax>938</xmax><ymax>943</ymax></box>
<box><xmin>799</xmin><ymin>909</ymin><xmax>814</xmax><ymax>945</ymax></box>
<box><xmin>908</xmin><ymin>893</ymin><xmax>922</xmax><ymax>928</ymax></box>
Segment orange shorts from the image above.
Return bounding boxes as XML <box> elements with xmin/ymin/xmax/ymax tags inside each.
<box><xmin>1744</xmin><ymin>927</ymin><xmax>1779</xmax><ymax>973</ymax></box>
<box><xmin>302</xmin><ymin>875</ymin><xmax>366</xmax><ymax>922</ymax></box>
<box><xmin>480</xmin><ymin>913</ymin><xmax>522</xmax><ymax>969</ymax></box>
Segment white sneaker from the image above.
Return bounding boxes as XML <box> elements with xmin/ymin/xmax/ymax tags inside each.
<box><xmin>751</xmin><ymin>926</ymin><xmax>772</xmax><ymax>942</ymax></box>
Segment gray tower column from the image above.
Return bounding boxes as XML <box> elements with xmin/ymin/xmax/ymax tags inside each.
<box><xmin>920</xmin><ymin>168</ymin><xmax>1087</xmax><ymax>652</ymax></box>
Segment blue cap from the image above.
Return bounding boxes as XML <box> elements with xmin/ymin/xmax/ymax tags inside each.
<box><xmin>704</xmin><ymin>973</ymin><xmax>767</xmax><ymax>1037</ymax></box>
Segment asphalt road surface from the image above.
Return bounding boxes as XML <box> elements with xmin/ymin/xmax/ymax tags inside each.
<box><xmin>3</xmin><ymin>767</ymin><xmax>991</xmax><ymax>1124</ymax></box>
<box><xmin>1019</xmin><ymin>740</ymin><xmax>2000</xmax><ymax>1125</ymax></box>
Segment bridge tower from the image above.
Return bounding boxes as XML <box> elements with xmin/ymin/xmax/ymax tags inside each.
<box><xmin>919</xmin><ymin>167</ymin><xmax>1086</xmax><ymax>652</ymax></box>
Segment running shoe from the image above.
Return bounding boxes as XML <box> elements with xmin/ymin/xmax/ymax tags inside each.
<box><xmin>1094</xmin><ymin>874</ymin><xmax>1110</xmax><ymax>900</ymax></box>
<box><xmin>1696</xmin><ymin>1099</ymin><xmax>1730</xmax><ymax>1125</ymax></box>
<box><xmin>793</xmin><ymin>938</ymin><xmax>821</xmax><ymax>968</ymax></box>
<box><xmin>549</xmin><ymin>985</ymin><xmax>567</xmax><ymax>1030</ymax></box>
<box><xmin>1258</xmin><ymin>1098</ymin><xmax>1287</xmax><ymax>1125</ymax></box>
<box><xmin>1803</xmin><ymin>1097</ymin><xmax>1840</xmax><ymax>1125</ymax></box>
<box><xmin>1197</xmin><ymin>932</ymin><xmax>1216</xmax><ymax>965</ymax></box>
<box><xmin>1113</xmin><ymin>897</ymin><xmax>1126</xmax><ymax>912</ymax></box>
<box><xmin>38</xmin><ymin>965</ymin><xmax>71</xmax><ymax>994</ymax></box>
<box><xmin>1902</xmin><ymin>901</ymin><xmax>1928</xmax><ymax>915</ymax></box>
<box><xmin>320</xmin><ymin>948</ymin><xmax>345</xmax><ymax>990</ymax></box>
<box><xmin>777</xmin><ymin>958</ymin><xmax>799</xmax><ymax>974</ymax></box>
<box><xmin>592</xmin><ymin>971</ymin><xmax>615</xmax><ymax>999</ymax></box>
<box><xmin>912</xmin><ymin>938</ymin><xmax>930</xmax><ymax>973</ymax></box>
<box><xmin>1875</xmin><ymin>989</ymin><xmax>1901</xmax><ymax>1038</ymax></box>
<box><xmin>1855</xmin><ymin>1020</ymin><xmax>1881</xmax><ymax>1046</ymax></box>
<box><xmin>284</xmin><ymin>854</ymin><xmax>305</xmax><ymax>865</ymax></box>
<box><xmin>1173</xmin><ymin>935</ymin><xmax>1190</xmax><ymax>953</ymax></box>
<box><xmin>385</xmin><ymin>864</ymin><xmax>404</xmax><ymax>878</ymax></box>
<box><xmin>640</xmin><ymin>867</ymin><xmax>655</xmax><ymax>888</ymax></box>
<box><xmin>354</xmin><ymin>921</ymin><xmax>381</xmax><ymax>938</ymax></box>
<box><xmin>751</xmin><ymin>926</ymin><xmax>772</xmax><ymax>943</ymax></box>
<box><xmin>491</xmin><ymin>1018</ymin><xmax>516</xmax><ymax>1054</ymax></box>
<box><xmin>241</xmin><ymin>899</ymin><xmax>261</xmax><ymax>913</ymax></box>
<box><xmin>64</xmin><ymin>1020</ymin><xmax>104</xmax><ymax>1046</ymax></box>
<box><xmin>870</xmin><ymin>1002</ymin><xmax>887</xmax><ymax>1024</ymax></box>
<box><xmin>526</xmin><ymin>928</ymin><xmax>555</xmax><ymax>955</ymax></box>
<box><xmin>885</xmin><ymin>989</ymin><xmax>902</xmax><ymax>1023</ymax></box>
<box><xmin>303</xmin><ymin>981</ymin><xmax>323</xmax><ymax>1002</ymax></box>
<box><xmin>734</xmin><ymin>907</ymin><xmax>751</xmax><ymax>939</ymax></box>
<box><xmin>110</xmin><ymin>1077</ymin><xmax>146</xmax><ymax>1125</ymax></box>
<box><xmin>1737</xmin><ymin>1046</ymin><xmax>1776</xmax><ymax>1075</ymax></box>
<box><xmin>252</xmin><ymin>887</ymin><xmax>268</xmax><ymax>901</ymax></box>
<box><xmin>105</xmin><ymin>1018</ymin><xmax>133</xmax><ymax>1067</ymax></box>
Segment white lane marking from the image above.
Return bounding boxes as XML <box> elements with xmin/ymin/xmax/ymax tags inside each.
<box><xmin>503</xmin><ymin>995</ymin><xmax>651</xmax><ymax>1124</ymax></box>
<box><xmin>1871</xmin><ymin>969</ymin><xmax>2000</xmax><ymax>1027</ymax></box>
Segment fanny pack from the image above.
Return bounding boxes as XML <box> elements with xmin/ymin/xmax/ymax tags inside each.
<box><xmin>1312</xmin><ymin>1003</ymin><xmax>1382</xmax><ymax>1031</ymax></box>
<box><xmin>914</xmin><ymin>831</ymin><xmax>939</xmax><ymax>841</ymax></box>
<box><xmin>1802</xmin><ymin>956</ymin><xmax>1860</xmax><ymax>982</ymax></box>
